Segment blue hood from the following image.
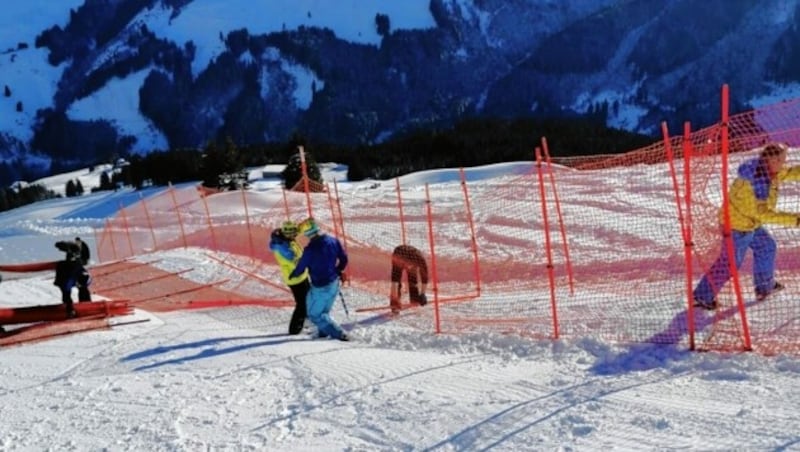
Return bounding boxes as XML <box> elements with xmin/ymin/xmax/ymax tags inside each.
<box><xmin>737</xmin><ymin>158</ymin><xmax>771</xmax><ymax>200</ymax></box>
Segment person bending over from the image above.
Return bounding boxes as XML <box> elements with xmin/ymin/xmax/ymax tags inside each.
<box><xmin>390</xmin><ymin>244</ymin><xmax>428</xmax><ymax>314</ymax></box>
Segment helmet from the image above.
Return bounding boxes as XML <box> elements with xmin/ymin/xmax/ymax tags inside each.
<box><xmin>280</xmin><ymin>220</ymin><xmax>299</xmax><ymax>237</ymax></box>
<box><xmin>299</xmin><ymin>218</ymin><xmax>320</xmax><ymax>237</ymax></box>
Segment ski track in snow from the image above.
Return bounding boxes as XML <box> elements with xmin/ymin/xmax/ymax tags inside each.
<box><xmin>2</xmin><ymin>161</ymin><xmax>800</xmax><ymax>450</ymax></box>
<box><xmin>0</xmin><ymin>303</ymin><xmax>799</xmax><ymax>450</ymax></box>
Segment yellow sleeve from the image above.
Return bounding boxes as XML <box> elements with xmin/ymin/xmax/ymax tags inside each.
<box><xmin>757</xmin><ymin>206</ymin><xmax>799</xmax><ymax>227</ymax></box>
<box><xmin>729</xmin><ymin>179</ymin><xmax>798</xmax><ymax>227</ymax></box>
<box><xmin>778</xmin><ymin>165</ymin><xmax>800</xmax><ymax>183</ymax></box>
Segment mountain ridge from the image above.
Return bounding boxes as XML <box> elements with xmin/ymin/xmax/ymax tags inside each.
<box><xmin>1</xmin><ymin>0</ymin><xmax>799</xmax><ymax>183</ymax></box>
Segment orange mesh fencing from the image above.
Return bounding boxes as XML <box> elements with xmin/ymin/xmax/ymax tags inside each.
<box><xmin>90</xmin><ymin>260</ymin><xmax>293</xmax><ymax>312</ymax></box>
<box><xmin>0</xmin><ymin>317</ymin><xmax>113</xmax><ymax>347</ymax></box>
<box><xmin>681</xmin><ymin>93</ymin><xmax>800</xmax><ymax>355</ymax></box>
<box><xmin>92</xmin><ymin>92</ymin><xmax>800</xmax><ymax>356</ymax></box>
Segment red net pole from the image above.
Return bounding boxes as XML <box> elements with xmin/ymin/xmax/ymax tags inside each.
<box><xmin>326</xmin><ymin>183</ymin><xmax>341</xmax><ymax>238</ymax></box>
<box><xmin>299</xmin><ymin>146</ymin><xmax>313</xmax><ymax>218</ymax></box>
<box><xmin>721</xmin><ymin>84</ymin><xmax>753</xmax><ymax>350</ymax></box>
<box><xmin>459</xmin><ymin>168</ymin><xmax>481</xmax><ymax>297</ymax></box>
<box><xmin>424</xmin><ymin>183</ymin><xmax>441</xmax><ymax>334</ymax></box>
<box><xmin>541</xmin><ymin>137</ymin><xmax>575</xmax><ymax>295</ymax></box>
<box><xmin>106</xmin><ymin>218</ymin><xmax>118</xmax><ymax>262</ymax></box>
<box><xmin>282</xmin><ymin>188</ymin><xmax>290</xmax><ymax>219</ymax></box>
<box><xmin>662</xmin><ymin>121</ymin><xmax>694</xmax><ymax>347</ymax></box>
<box><xmin>333</xmin><ymin>179</ymin><xmax>347</xmax><ymax>246</ymax></box>
<box><xmin>395</xmin><ymin>177</ymin><xmax>407</xmax><ymax>246</ymax></box>
<box><xmin>205</xmin><ymin>252</ymin><xmax>290</xmax><ymax>293</ymax></box>
<box><xmin>118</xmin><ymin>202</ymin><xmax>134</xmax><ymax>258</ymax></box>
<box><xmin>331</xmin><ymin>180</ymin><xmax>350</xmax><ymax>283</ymax></box>
<box><xmin>326</xmin><ymin>179</ymin><xmax>350</xmax><ymax>285</ymax></box>
<box><xmin>536</xmin><ymin>147</ymin><xmax>559</xmax><ymax>339</ymax></box>
<box><xmin>200</xmin><ymin>188</ymin><xmax>218</xmax><ymax>250</ymax></box>
<box><xmin>92</xmin><ymin>224</ymin><xmax>100</xmax><ymax>264</ymax></box>
<box><xmin>241</xmin><ymin>188</ymin><xmax>254</xmax><ymax>258</ymax></box>
<box><xmin>139</xmin><ymin>192</ymin><xmax>158</xmax><ymax>252</ymax></box>
<box><xmin>168</xmin><ymin>184</ymin><xmax>188</xmax><ymax>249</ymax></box>
<box><xmin>682</xmin><ymin>121</ymin><xmax>697</xmax><ymax>350</ymax></box>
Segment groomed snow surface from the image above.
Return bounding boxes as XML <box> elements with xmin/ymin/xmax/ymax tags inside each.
<box><xmin>1</xmin><ymin>162</ymin><xmax>799</xmax><ymax>451</ymax></box>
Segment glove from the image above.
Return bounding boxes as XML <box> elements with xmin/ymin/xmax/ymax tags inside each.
<box><xmin>417</xmin><ymin>293</ymin><xmax>428</xmax><ymax>306</ymax></box>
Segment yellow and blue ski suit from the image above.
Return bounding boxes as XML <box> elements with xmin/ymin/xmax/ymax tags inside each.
<box><xmin>694</xmin><ymin>157</ymin><xmax>800</xmax><ymax>302</ymax></box>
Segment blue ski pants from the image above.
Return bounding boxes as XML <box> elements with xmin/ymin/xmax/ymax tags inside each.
<box><xmin>306</xmin><ymin>279</ymin><xmax>345</xmax><ymax>340</ymax></box>
<box><xmin>693</xmin><ymin>227</ymin><xmax>776</xmax><ymax>302</ymax></box>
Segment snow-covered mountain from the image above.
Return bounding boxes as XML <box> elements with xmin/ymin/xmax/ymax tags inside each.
<box><xmin>2</xmin><ymin>0</ymin><xmax>800</xmax><ymax>185</ymax></box>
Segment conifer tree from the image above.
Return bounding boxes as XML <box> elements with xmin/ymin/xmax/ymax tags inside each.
<box><xmin>65</xmin><ymin>179</ymin><xmax>76</xmax><ymax>197</ymax></box>
<box><xmin>201</xmin><ymin>137</ymin><xmax>245</xmax><ymax>189</ymax></box>
<box><xmin>375</xmin><ymin>13</ymin><xmax>390</xmax><ymax>36</ymax></box>
<box><xmin>0</xmin><ymin>188</ymin><xmax>8</xmax><ymax>212</ymax></box>
<box><xmin>281</xmin><ymin>146</ymin><xmax>322</xmax><ymax>191</ymax></box>
<box><xmin>99</xmin><ymin>171</ymin><xmax>112</xmax><ymax>190</ymax></box>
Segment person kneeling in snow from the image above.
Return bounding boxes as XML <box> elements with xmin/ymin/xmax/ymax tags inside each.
<box><xmin>289</xmin><ymin>218</ymin><xmax>350</xmax><ymax>341</ymax></box>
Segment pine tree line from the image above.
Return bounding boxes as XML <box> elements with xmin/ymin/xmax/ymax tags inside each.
<box><xmin>113</xmin><ymin>116</ymin><xmax>652</xmax><ymax>190</ymax></box>
<box><xmin>64</xmin><ymin>179</ymin><xmax>85</xmax><ymax>197</ymax></box>
<box><xmin>3</xmin><ymin>116</ymin><xmax>653</xmax><ymax>212</ymax></box>
<box><xmin>0</xmin><ymin>184</ymin><xmax>59</xmax><ymax>213</ymax></box>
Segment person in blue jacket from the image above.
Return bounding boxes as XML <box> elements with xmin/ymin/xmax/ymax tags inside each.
<box><xmin>289</xmin><ymin>218</ymin><xmax>350</xmax><ymax>341</ymax></box>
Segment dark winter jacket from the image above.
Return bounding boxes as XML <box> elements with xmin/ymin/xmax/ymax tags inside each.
<box><xmin>78</xmin><ymin>240</ymin><xmax>90</xmax><ymax>265</ymax></box>
<box><xmin>54</xmin><ymin>257</ymin><xmax>87</xmax><ymax>289</ymax></box>
<box><xmin>290</xmin><ymin>233</ymin><xmax>348</xmax><ymax>287</ymax></box>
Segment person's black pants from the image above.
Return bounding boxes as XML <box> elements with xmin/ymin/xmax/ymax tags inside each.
<box><xmin>62</xmin><ymin>283</ymin><xmax>91</xmax><ymax>318</ymax></box>
<box><xmin>78</xmin><ymin>286</ymin><xmax>91</xmax><ymax>302</ymax></box>
<box><xmin>288</xmin><ymin>279</ymin><xmax>311</xmax><ymax>335</ymax></box>
<box><xmin>60</xmin><ymin>285</ymin><xmax>75</xmax><ymax>316</ymax></box>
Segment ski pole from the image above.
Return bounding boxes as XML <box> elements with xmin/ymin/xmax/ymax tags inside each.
<box><xmin>338</xmin><ymin>289</ymin><xmax>350</xmax><ymax>318</ymax></box>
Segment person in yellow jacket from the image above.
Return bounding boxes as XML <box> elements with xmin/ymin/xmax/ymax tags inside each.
<box><xmin>693</xmin><ymin>143</ymin><xmax>800</xmax><ymax>309</ymax></box>
<box><xmin>269</xmin><ymin>220</ymin><xmax>310</xmax><ymax>334</ymax></box>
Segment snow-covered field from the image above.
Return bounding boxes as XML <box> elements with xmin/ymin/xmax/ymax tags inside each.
<box><xmin>1</xmin><ymin>162</ymin><xmax>799</xmax><ymax>451</ymax></box>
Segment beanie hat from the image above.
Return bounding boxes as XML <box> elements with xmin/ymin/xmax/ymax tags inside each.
<box><xmin>301</xmin><ymin>218</ymin><xmax>320</xmax><ymax>237</ymax></box>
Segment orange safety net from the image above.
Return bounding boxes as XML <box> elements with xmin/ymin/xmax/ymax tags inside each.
<box><xmin>93</xmin><ymin>90</ymin><xmax>800</xmax><ymax>356</ymax></box>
